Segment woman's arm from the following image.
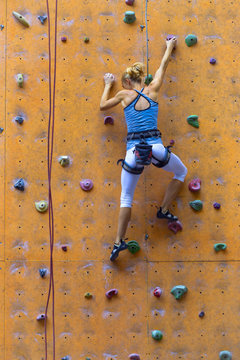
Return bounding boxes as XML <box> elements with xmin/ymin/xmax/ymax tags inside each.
<box><xmin>148</xmin><ymin>37</ymin><xmax>177</xmax><ymax>93</ymax></box>
<box><xmin>100</xmin><ymin>73</ymin><xmax>125</xmax><ymax>111</ymax></box>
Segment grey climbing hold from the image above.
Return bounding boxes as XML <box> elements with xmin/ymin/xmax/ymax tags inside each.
<box><xmin>151</xmin><ymin>330</ymin><xmax>163</xmax><ymax>341</ymax></box>
<box><xmin>124</xmin><ymin>11</ymin><xmax>136</xmax><ymax>24</ymax></box>
<box><xmin>210</xmin><ymin>57</ymin><xmax>216</xmax><ymax>64</ymax></box>
<box><xmin>38</xmin><ymin>15</ymin><xmax>47</xmax><ymax>24</ymax></box>
<box><xmin>189</xmin><ymin>200</ymin><xmax>203</xmax><ymax>211</ymax></box>
<box><xmin>185</xmin><ymin>34</ymin><xmax>197</xmax><ymax>47</ymax></box>
<box><xmin>214</xmin><ymin>243</ymin><xmax>227</xmax><ymax>252</ymax></box>
<box><xmin>129</xmin><ymin>354</ymin><xmax>140</xmax><ymax>360</ymax></box>
<box><xmin>35</xmin><ymin>200</ymin><xmax>48</xmax><ymax>213</ymax></box>
<box><xmin>15</xmin><ymin>116</ymin><xmax>24</xmax><ymax>124</ymax></box>
<box><xmin>219</xmin><ymin>351</ymin><xmax>232</xmax><ymax>360</ymax></box>
<box><xmin>213</xmin><ymin>202</ymin><xmax>221</xmax><ymax>209</ymax></box>
<box><xmin>104</xmin><ymin>116</ymin><xmax>114</xmax><ymax>125</ymax></box>
<box><xmin>0</xmin><ymin>25</ymin><xmax>4</xmax><ymax>30</ymax></box>
<box><xmin>14</xmin><ymin>178</ymin><xmax>25</xmax><ymax>191</ymax></box>
<box><xmin>17</xmin><ymin>74</ymin><xmax>24</xmax><ymax>88</ymax></box>
<box><xmin>199</xmin><ymin>311</ymin><xmax>205</xmax><ymax>318</ymax></box>
<box><xmin>37</xmin><ymin>314</ymin><xmax>46</xmax><ymax>321</ymax></box>
<box><xmin>80</xmin><ymin>179</ymin><xmax>93</xmax><ymax>191</ymax></box>
<box><xmin>170</xmin><ymin>285</ymin><xmax>188</xmax><ymax>300</ymax></box>
<box><xmin>0</xmin><ymin>128</ymin><xmax>4</xmax><ymax>134</ymax></box>
<box><xmin>58</xmin><ymin>156</ymin><xmax>70</xmax><ymax>167</ymax></box>
<box><xmin>140</xmin><ymin>25</ymin><xmax>145</xmax><ymax>31</ymax></box>
<box><xmin>12</xmin><ymin>11</ymin><xmax>30</xmax><ymax>27</ymax></box>
<box><xmin>39</xmin><ymin>268</ymin><xmax>47</xmax><ymax>278</ymax></box>
<box><xmin>145</xmin><ymin>74</ymin><xmax>153</xmax><ymax>85</ymax></box>
<box><xmin>187</xmin><ymin>115</ymin><xmax>199</xmax><ymax>128</ymax></box>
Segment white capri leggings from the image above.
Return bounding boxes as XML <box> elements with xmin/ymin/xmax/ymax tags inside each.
<box><xmin>120</xmin><ymin>143</ymin><xmax>188</xmax><ymax>208</ymax></box>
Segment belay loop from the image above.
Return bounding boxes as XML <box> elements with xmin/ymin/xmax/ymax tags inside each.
<box><xmin>134</xmin><ymin>139</ymin><xmax>153</xmax><ymax>165</ymax></box>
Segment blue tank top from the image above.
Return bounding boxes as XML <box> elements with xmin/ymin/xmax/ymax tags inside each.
<box><xmin>124</xmin><ymin>87</ymin><xmax>163</xmax><ymax>150</ymax></box>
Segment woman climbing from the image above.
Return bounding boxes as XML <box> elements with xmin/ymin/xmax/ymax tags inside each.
<box><xmin>100</xmin><ymin>37</ymin><xmax>187</xmax><ymax>261</ymax></box>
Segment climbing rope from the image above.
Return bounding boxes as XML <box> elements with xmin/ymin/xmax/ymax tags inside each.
<box><xmin>145</xmin><ymin>0</ymin><xmax>149</xmax><ymax>79</ymax></box>
<box><xmin>44</xmin><ymin>0</ymin><xmax>58</xmax><ymax>359</ymax></box>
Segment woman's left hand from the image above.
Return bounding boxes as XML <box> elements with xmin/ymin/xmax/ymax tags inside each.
<box><xmin>104</xmin><ymin>73</ymin><xmax>115</xmax><ymax>86</ymax></box>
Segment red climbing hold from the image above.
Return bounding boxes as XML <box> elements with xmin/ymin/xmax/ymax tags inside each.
<box><xmin>80</xmin><ymin>179</ymin><xmax>93</xmax><ymax>191</ymax></box>
<box><xmin>153</xmin><ymin>287</ymin><xmax>162</xmax><ymax>298</ymax></box>
<box><xmin>61</xmin><ymin>36</ymin><xmax>67</xmax><ymax>42</ymax></box>
<box><xmin>126</xmin><ymin>0</ymin><xmax>135</xmax><ymax>5</ymax></box>
<box><xmin>129</xmin><ymin>354</ymin><xmax>140</xmax><ymax>360</ymax></box>
<box><xmin>105</xmin><ymin>289</ymin><xmax>118</xmax><ymax>299</ymax></box>
<box><xmin>188</xmin><ymin>178</ymin><xmax>201</xmax><ymax>192</ymax></box>
<box><xmin>104</xmin><ymin>116</ymin><xmax>114</xmax><ymax>125</ymax></box>
<box><xmin>168</xmin><ymin>220</ymin><xmax>183</xmax><ymax>234</ymax></box>
<box><xmin>37</xmin><ymin>314</ymin><xmax>46</xmax><ymax>321</ymax></box>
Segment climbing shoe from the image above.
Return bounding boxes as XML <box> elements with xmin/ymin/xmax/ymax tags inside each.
<box><xmin>110</xmin><ymin>239</ymin><xmax>129</xmax><ymax>261</ymax></box>
<box><xmin>157</xmin><ymin>207</ymin><xmax>178</xmax><ymax>221</ymax></box>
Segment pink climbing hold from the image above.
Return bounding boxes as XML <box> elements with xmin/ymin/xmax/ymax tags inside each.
<box><xmin>37</xmin><ymin>314</ymin><xmax>46</xmax><ymax>321</ymax></box>
<box><xmin>104</xmin><ymin>116</ymin><xmax>114</xmax><ymax>125</ymax></box>
<box><xmin>126</xmin><ymin>0</ymin><xmax>135</xmax><ymax>5</ymax></box>
<box><xmin>129</xmin><ymin>354</ymin><xmax>140</xmax><ymax>360</ymax></box>
<box><xmin>105</xmin><ymin>289</ymin><xmax>118</xmax><ymax>299</ymax></box>
<box><xmin>61</xmin><ymin>36</ymin><xmax>67</xmax><ymax>42</ymax></box>
<box><xmin>80</xmin><ymin>179</ymin><xmax>93</xmax><ymax>191</ymax></box>
<box><xmin>153</xmin><ymin>287</ymin><xmax>162</xmax><ymax>298</ymax></box>
<box><xmin>168</xmin><ymin>220</ymin><xmax>183</xmax><ymax>234</ymax></box>
<box><xmin>188</xmin><ymin>178</ymin><xmax>201</xmax><ymax>192</ymax></box>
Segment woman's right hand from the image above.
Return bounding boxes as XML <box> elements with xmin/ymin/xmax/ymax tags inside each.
<box><xmin>166</xmin><ymin>37</ymin><xmax>177</xmax><ymax>51</ymax></box>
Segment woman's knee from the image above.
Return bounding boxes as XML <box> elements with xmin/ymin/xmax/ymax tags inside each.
<box><xmin>120</xmin><ymin>191</ymin><xmax>133</xmax><ymax>208</ymax></box>
<box><xmin>174</xmin><ymin>164</ymin><xmax>188</xmax><ymax>182</ymax></box>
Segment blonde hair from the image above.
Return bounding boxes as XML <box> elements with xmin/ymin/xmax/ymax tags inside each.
<box><xmin>122</xmin><ymin>62</ymin><xmax>145</xmax><ymax>84</ymax></box>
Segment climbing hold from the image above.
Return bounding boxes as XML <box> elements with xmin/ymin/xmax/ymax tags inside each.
<box><xmin>187</xmin><ymin>115</ymin><xmax>199</xmax><ymax>128</ymax></box>
<box><xmin>126</xmin><ymin>0</ymin><xmax>135</xmax><ymax>5</ymax></box>
<box><xmin>35</xmin><ymin>200</ymin><xmax>48</xmax><ymax>213</ymax></box>
<box><xmin>140</xmin><ymin>25</ymin><xmax>145</xmax><ymax>31</ymax></box>
<box><xmin>80</xmin><ymin>179</ymin><xmax>93</xmax><ymax>191</ymax></box>
<box><xmin>0</xmin><ymin>128</ymin><xmax>4</xmax><ymax>134</ymax></box>
<box><xmin>104</xmin><ymin>116</ymin><xmax>114</xmax><ymax>125</ymax></box>
<box><xmin>0</xmin><ymin>25</ymin><xmax>4</xmax><ymax>31</ymax></box>
<box><xmin>17</xmin><ymin>74</ymin><xmax>24</xmax><ymax>88</ymax></box>
<box><xmin>188</xmin><ymin>178</ymin><xmax>201</xmax><ymax>192</ymax></box>
<box><xmin>37</xmin><ymin>314</ymin><xmax>46</xmax><ymax>321</ymax></box>
<box><xmin>38</xmin><ymin>15</ymin><xmax>47</xmax><ymax>24</ymax></box>
<box><xmin>189</xmin><ymin>200</ymin><xmax>203</xmax><ymax>211</ymax></box>
<box><xmin>151</xmin><ymin>330</ymin><xmax>163</xmax><ymax>341</ymax></box>
<box><xmin>61</xmin><ymin>245</ymin><xmax>68</xmax><ymax>252</ymax></box>
<box><xmin>170</xmin><ymin>285</ymin><xmax>188</xmax><ymax>300</ymax></box>
<box><xmin>169</xmin><ymin>139</ymin><xmax>175</xmax><ymax>146</ymax></box>
<box><xmin>199</xmin><ymin>311</ymin><xmax>205</xmax><ymax>318</ymax></box>
<box><xmin>213</xmin><ymin>202</ymin><xmax>221</xmax><ymax>209</ymax></box>
<box><xmin>84</xmin><ymin>292</ymin><xmax>92</xmax><ymax>299</ymax></box>
<box><xmin>214</xmin><ymin>243</ymin><xmax>227</xmax><ymax>252</ymax></box>
<box><xmin>61</xmin><ymin>36</ymin><xmax>67</xmax><ymax>42</ymax></box>
<box><xmin>166</xmin><ymin>34</ymin><xmax>177</xmax><ymax>48</ymax></box>
<box><xmin>105</xmin><ymin>289</ymin><xmax>118</xmax><ymax>299</ymax></box>
<box><xmin>123</xmin><ymin>11</ymin><xmax>136</xmax><ymax>24</ymax></box>
<box><xmin>153</xmin><ymin>287</ymin><xmax>162</xmax><ymax>298</ymax></box>
<box><xmin>145</xmin><ymin>233</ymin><xmax>149</xmax><ymax>240</ymax></box>
<box><xmin>14</xmin><ymin>178</ymin><xmax>25</xmax><ymax>191</ymax></box>
<box><xmin>219</xmin><ymin>351</ymin><xmax>232</xmax><ymax>360</ymax></box>
<box><xmin>185</xmin><ymin>34</ymin><xmax>197</xmax><ymax>47</ymax></box>
<box><xmin>129</xmin><ymin>354</ymin><xmax>140</xmax><ymax>360</ymax></box>
<box><xmin>168</xmin><ymin>220</ymin><xmax>183</xmax><ymax>234</ymax></box>
<box><xmin>210</xmin><ymin>57</ymin><xmax>216</xmax><ymax>64</ymax></box>
<box><xmin>39</xmin><ymin>268</ymin><xmax>47</xmax><ymax>278</ymax></box>
<box><xmin>84</xmin><ymin>37</ymin><xmax>90</xmax><ymax>43</ymax></box>
<box><xmin>12</xmin><ymin>11</ymin><xmax>30</xmax><ymax>27</ymax></box>
<box><xmin>58</xmin><ymin>156</ymin><xmax>70</xmax><ymax>167</ymax></box>
<box><xmin>127</xmin><ymin>240</ymin><xmax>140</xmax><ymax>254</ymax></box>
<box><xmin>85</xmin><ymin>358</ymin><xmax>91</xmax><ymax>360</ymax></box>
<box><xmin>61</xmin><ymin>357</ymin><xmax>70</xmax><ymax>360</ymax></box>
<box><xmin>15</xmin><ymin>116</ymin><xmax>24</xmax><ymax>125</ymax></box>
<box><xmin>145</xmin><ymin>74</ymin><xmax>153</xmax><ymax>85</ymax></box>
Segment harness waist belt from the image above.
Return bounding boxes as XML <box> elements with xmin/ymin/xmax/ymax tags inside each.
<box><xmin>126</xmin><ymin>129</ymin><xmax>161</xmax><ymax>141</ymax></box>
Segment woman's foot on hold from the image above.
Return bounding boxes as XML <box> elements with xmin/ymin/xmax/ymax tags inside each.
<box><xmin>157</xmin><ymin>207</ymin><xmax>178</xmax><ymax>221</ymax></box>
<box><xmin>110</xmin><ymin>238</ymin><xmax>129</xmax><ymax>261</ymax></box>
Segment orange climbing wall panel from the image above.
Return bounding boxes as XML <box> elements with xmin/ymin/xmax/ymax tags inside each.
<box><xmin>1</xmin><ymin>0</ymin><xmax>240</xmax><ymax>359</ymax></box>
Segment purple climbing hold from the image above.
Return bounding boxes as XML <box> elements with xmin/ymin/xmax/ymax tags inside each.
<box><xmin>188</xmin><ymin>178</ymin><xmax>201</xmax><ymax>192</ymax></box>
<box><xmin>80</xmin><ymin>179</ymin><xmax>93</xmax><ymax>191</ymax></box>
<box><xmin>170</xmin><ymin>139</ymin><xmax>175</xmax><ymax>146</ymax></box>
<box><xmin>61</xmin><ymin>245</ymin><xmax>68</xmax><ymax>252</ymax></box>
<box><xmin>199</xmin><ymin>311</ymin><xmax>205</xmax><ymax>318</ymax></box>
<box><xmin>168</xmin><ymin>220</ymin><xmax>183</xmax><ymax>234</ymax></box>
<box><xmin>153</xmin><ymin>287</ymin><xmax>162</xmax><ymax>298</ymax></box>
<box><xmin>105</xmin><ymin>289</ymin><xmax>118</xmax><ymax>299</ymax></box>
<box><xmin>210</xmin><ymin>58</ymin><xmax>216</xmax><ymax>64</ymax></box>
<box><xmin>104</xmin><ymin>116</ymin><xmax>114</xmax><ymax>125</ymax></box>
<box><xmin>213</xmin><ymin>202</ymin><xmax>221</xmax><ymax>209</ymax></box>
<box><xmin>61</xmin><ymin>36</ymin><xmax>67</xmax><ymax>42</ymax></box>
<box><xmin>37</xmin><ymin>314</ymin><xmax>46</xmax><ymax>321</ymax></box>
<box><xmin>166</xmin><ymin>34</ymin><xmax>176</xmax><ymax>48</ymax></box>
<box><xmin>129</xmin><ymin>354</ymin><xmax>140</xmax><ymax>360</ymax></box>
<box><xmin>126</xmin><ymin>0</ymin><xmax>135</xmax><ymax>5</ymax></box>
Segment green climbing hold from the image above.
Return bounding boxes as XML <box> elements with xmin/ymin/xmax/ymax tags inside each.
<box><xmin>214</xmin><ymin>243</ymin><xmax>227</xmax><ymax>252</ymax></box>
<box><xmin>86</xmin><ymin>358</ymin><xmax>91</xmax><ymax>360</ymax></box>
<box><xmin>35</xmin><ymin>200</ymin><xmax>48</xmax><ymax>213</ymax></box>
<box><xmin>189</xmin><ymin>200</ymin><xmax>203</xmax><ymax>211</ymax></box>
<box><xmin>12</xmin><ymin>11</ymin><xmax>30</xmax><ymax>27</ymax></box>
<box><xmin>17</xmin><ymin>74</ymin><xmax>24</xmax><ymax>87</ymax></box>
<box><xmin>123</xmin><ymin>11</ymin><xmax>136</xmax><ymax>24</ymax></box>
<box><xmin>84</xmin><ymin>292</ymin><xmax>92</xmax><ymax>299</ymax></box>
<box><xmin>185</xmin><ymin>34</ymin><xmax>197</xmax><ymax>47</ymax></box>
<box><xmin>187</xmin><ymin>115</ymin><xmax>199</xmax><ymax>128</ymax></box>
<box><xmin>127</xmin><ymin>240</ymin><xmax>140</xmax><ymax>254</ymax></box>
<box><xmin>219</xmin><ymin>351</ymin><xmax>232</xmax><ymax>360</ymax></box>
<box><xmin>170</xmin><ymin>285</ymin><xmax>188</xmax><ymax>300</ymax></box>
<box><xmin>151</xmin><ymin>330</ymin><xmax>163</xmax><ymax>341</ymax></box>
<box><xmin>145</xmin><ymin>74</ymin><xmax>153</xmax><ymax>85</ymax></box>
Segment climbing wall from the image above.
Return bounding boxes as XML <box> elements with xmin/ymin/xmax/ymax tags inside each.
<box><xmin>1</xmin><ymin>0</ymin><xmax>240</xmax><ymax>359</ymax></box>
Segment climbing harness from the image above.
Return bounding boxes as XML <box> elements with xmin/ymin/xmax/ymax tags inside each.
<box><xmin>117</xmin><ymin>158</ymin><xmax>144</xmax><ymax>175</ymax></box>
<box><xmin>134</xmin><ymin>140</ymin><xmax>152</xmax><ymax>165</ymax></box>
<box><xmin>126</xmin><ymin>128</ymin><xmax>161</xmax><ymax>141</ymax></box>
<box><xmin>152</xmin><ymin>146</ymin><xmax>172</xmax><ymax>168</ymax></box>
